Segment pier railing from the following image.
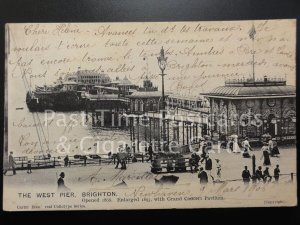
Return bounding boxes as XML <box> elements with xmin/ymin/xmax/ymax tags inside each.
<box><xmin>12</xmin><ymin>153</ymin><xmax>147</xmax><ymax>170</ymax></box>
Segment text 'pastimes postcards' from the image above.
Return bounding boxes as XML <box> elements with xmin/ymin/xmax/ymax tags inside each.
<box><xmin>3</xmin><ymin>20</ymin><xmax>297</xmax><ymax>211</ymax></box>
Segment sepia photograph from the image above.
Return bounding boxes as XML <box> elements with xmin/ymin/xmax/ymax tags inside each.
<box><xmin>2</xmin><ymin>19</ymin><xmax>297</xmax><ymax>211</ymax></box>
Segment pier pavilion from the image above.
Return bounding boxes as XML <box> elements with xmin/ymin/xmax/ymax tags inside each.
<box><xmin>205</xmin><ymin>76</ymin><xmax>296</xmax><ymax>143</ymax></box>
<box><xmin>127</xmin><ymin>78</ymin><xmax>210</xmax><ymax>152</ymax></box>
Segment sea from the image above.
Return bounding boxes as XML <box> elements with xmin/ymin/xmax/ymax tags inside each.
<box><xmin>9</xmin><ymin>108</ymin><xmax>132</xmax><ymax>157</ymax></box>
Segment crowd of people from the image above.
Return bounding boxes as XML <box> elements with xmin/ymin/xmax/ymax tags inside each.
<box><xmin>3</xmin><ymin>133</ymin><xmax>287</xmax><ymax>188</ymax></box>
<box><xmin>242</xmin><ymin>164</ymin><xmax>281</xmax><ymax>184</ymax></box>
<box><xmin>146</xmin><ymin>133</ymin><xmax>285</xmax><ymax>185</ymax></box>
<box><xmin>114</xmin><ymin>144</ymin><xmax>131</xmax><ymax>170</ymax></box>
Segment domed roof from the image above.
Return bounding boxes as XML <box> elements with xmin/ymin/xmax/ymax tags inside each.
<box><xmin>76</xmin><ymin>70</ymin><xmax>111</xmax><ymax>79</ymax></box>
<box><xmin>119</xmin><ymin>76</ymin><xmax>133</xmax><ymax>86</ymax></box>
<box><xmin>209</xmin><ymin>85</ymin><xmax>295</xmax><ymax>97</ymax></box>
<box><xmin>129</xmin><ymin>91</ymin><xmax>163</xmax><ymax>98</ymax></box>
<box><xmin>207</xmin><ymin>77</ymin><xmax>295</xmax><ymax>98</ymax></box>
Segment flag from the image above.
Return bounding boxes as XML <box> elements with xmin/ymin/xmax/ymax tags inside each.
<box><xmin>248</xmin><ymin>24</ymin><xmax>256</xmax><ymax>40</ymax></box>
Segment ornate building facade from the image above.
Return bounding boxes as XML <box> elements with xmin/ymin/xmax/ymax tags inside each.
<box><xmin>128</xmin><ymin>77</ymin><xmax>163</xmax><ymax>114</ymax></box>
<box><xmin>205</xmin><ymin>76</ymin><xmax>296</xmax><ymax>142</ymax></box>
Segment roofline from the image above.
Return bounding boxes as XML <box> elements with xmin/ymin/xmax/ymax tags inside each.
<box><xmin>204</xmin><ymin>94</ymin><xmax>296</xmax><ymax>100</ymax></box>
<box><xmin>127</xmin><ymin>95</ymin><xmax>163</xmax><ymax>99</ymax></box>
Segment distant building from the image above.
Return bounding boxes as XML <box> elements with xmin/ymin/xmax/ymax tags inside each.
<box><xmin>117</xmin><ymin>76</ymin><xmax>138</xmax><ymax>97</ymax></box>
<box><xmin>205</xmin><ymin>76</ymin><xmax>296</xmax><ymax>142</ymax></box>
<box><xmin>65</xmin><ymin>69</ymin><xmax>111</xmax><ymax>86</ymax></box>
<box><xmin>128</xmin><ymin>77</ymin><xmax>164</xmax><ymax>114</ymax></box>
<box><xmin>76</xmin><ymin>70</ymin><xmax>111</xmax><ymax>85</ymax></box>
<box><xmin>167</xmin><ymin>94</ymin><xmax>210</xmax><ymax>113</ymax></box>
<box><xmin>61</xmin><ymin>81</ymin><xmax>77</xmax><ymax>91</ymax></box>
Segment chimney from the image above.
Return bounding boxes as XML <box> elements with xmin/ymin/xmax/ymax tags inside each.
<box><xmin>264</xmin><ymin>75</ymin><xmax>268</xmax><ymax>82</ymax></box>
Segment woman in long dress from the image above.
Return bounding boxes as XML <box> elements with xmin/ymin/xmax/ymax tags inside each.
<box><xmin>232</xmin><ymin>136</ymin><xmax>241</xmax><ymax>153</ymax></box>
<box><xmin>242</xmin><ymin>137</ymin><xmax>251</xmax><ymax>158</ymax></box>
<box><xmin>261</xmin><ymin>142</ymin><xmax>271</xmax><ymax>166</ymax></box>
<box><xmin>270</xmin><ymin>138</ymin><xmax>280</xmax><ymax>156</ymax></box>
<box><xmin>215</xmin><ymin>159</ymin><xmax>221</xmax><ymax>181</ymax></box>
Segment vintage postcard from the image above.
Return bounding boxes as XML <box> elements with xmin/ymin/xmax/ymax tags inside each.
<box><xmin>3</xmin><ymin>20</ymin><xmax>297</xmax><ymax>211</ymax></box>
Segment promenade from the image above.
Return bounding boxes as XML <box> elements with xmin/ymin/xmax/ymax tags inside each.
<box><xmin>4</xmin><ymin>145</ymin><xmax>296</xmax><ymax>189</ymax></box>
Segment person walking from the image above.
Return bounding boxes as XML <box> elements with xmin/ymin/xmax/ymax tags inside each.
<box><xmin>57</xmin><ymin>172</ymin><xmax>70</xmax><ymax>191</ymax></box>
<box><xmin>274</xmin><ymin>165</ymin><xmax>280</xmax><ymax>182</ymax></box>
<box><xmin>115</xmin><ymin>145</ymin><xmax>123</xmax><ymax>169</ymax></box>
<box><xmin>146</xmin><ymin>144</ymin><xmax>153</xmax><ymax>162</ymax></box>
<box><xmin>242</xmin><ymin>137</ymin><xmax>251</xmax><ymax>158</ymax></box>
<box><xmin>189</xmin><ymin>153</ymin><xmax>200</xmax><ymax>173</ymax></box>
<box><xmin>229</xmin><ymin>137</ymin><xmax>234</xmax><ymax>152</ymax></box>
<box><xmin>120</xmin><ymin>152</ymin><xmax>127</xmax><ymax>170</ymax></box>
<box><xmin>204</xmin><ymin>155</ymin><xmax>213</xmax><ymax>180</ymax></box>
<box><xmin>64</xmin><ymin>155</ymin><xmax>69</xmax><ymax>167</ymax></box>
<box><xmin>255</xmin><ymin>166</ymin><xmax>264</xmax><ymax>182</ymax></box>
<box><xmin>270</xmin><ymin>138</ymin><xmax>280</xmax><ymax>157</ymax></box>
<box><xmin>27</xmin><ymin>160</ymin><xmax>32</xmax><ymax>174</ymax></box>
<box><xmin>200</xmin><ymin>142</ymin><xmax>208</xmax><ymax>160</ymax></box>
<box><xmin>125</xmin><ymin>144</ymin><xmax>130</xmax><ymax>153</ymax></box>
<box><xmin>263</xmin><ymin>167</ymin><xmax>272</xmax><ymax>183</ymax></box>
<box><xmin>3</xmin><ymin>152</ymin><xmax>16</xmax><ymax>175</ymax></box>
<box><xmin>261</xmin><ymin>142</ymin><xmax>271</xmax><ymax>166</ymax></box>
<box><xmin>242</xmin><ymin>166</ymin><xmax>251</xmax><ymax>184</ymax></box>
<box><xmin>268</xmin><ymin>137</ymin><xmax>274</xmax><ymax>152</ymax></box>
<box><xmin>232</xmin><ymin>135</ymin><xmax>241</xmax><ymax>153</ymax></box>
<box><xmin>215</xmin><ymin>159</ymin><xmax>221</xmax><ymax>181</ymax></box>
<box><xmin>198</xmin><ymin>167</ymin><xmax>208</xmax><ymax>185</ymax></box>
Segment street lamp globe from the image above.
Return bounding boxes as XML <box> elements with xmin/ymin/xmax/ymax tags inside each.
<box><xmin>157</xmin><ymin>46</ymin><xmax>168</xmax><ymax>72</ymax></box>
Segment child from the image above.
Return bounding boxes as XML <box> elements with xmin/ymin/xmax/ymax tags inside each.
<box><xmin>27</xmin><ymin>160</ymin><xmax>32</xmax><ymax>174</ymax></box>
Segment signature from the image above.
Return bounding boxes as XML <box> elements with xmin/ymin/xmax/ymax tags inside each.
<box><xmin>77</xmin><ymin>167</ymin><xmax>157</xmax><ymax>185</ymax></box>
<box><xmin>125</xmin><ymin>185</ymin><xmax>191</xmax><ymax>198</ymax></box>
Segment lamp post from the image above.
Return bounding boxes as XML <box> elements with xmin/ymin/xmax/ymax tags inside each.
<box><xmin>157</xmin><ymin>46</ymin><xmax>168</xmax><ymax>151</ymax></box>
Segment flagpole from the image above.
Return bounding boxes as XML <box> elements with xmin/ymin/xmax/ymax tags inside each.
<box><xmin>252</xmin><ymin>37</ymin><xmax>255</xmax><ymax>81</ymax></box>
<box><xmin>248</xmin><ymin>23</ymin><xmax>256</xmax><ymax>81</ymax></box>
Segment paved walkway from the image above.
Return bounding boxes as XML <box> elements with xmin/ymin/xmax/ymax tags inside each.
<box><xmin>4</xmin><ymin>145</ymin><xmax>296</xmax><ymax>189</ymax></box>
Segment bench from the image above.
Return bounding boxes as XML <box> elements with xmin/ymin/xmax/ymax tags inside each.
<box><xmin>151</xmin><ymin>157</ymin><xmax>195</xmax><ymax>174</ymax></box>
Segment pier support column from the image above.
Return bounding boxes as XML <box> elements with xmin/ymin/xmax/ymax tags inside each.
<box><xmin>130</xmin><ymin>117</ymin><xmax>133</xmax><ymax>143</ymax></box>
<box><xmin>137</xmin><ymin>117</ymin><xmax>140</xmax><ymax>152</ymax></box>
<box><xmin>186</xmin><ymin>123</ymin><xmax>189</xmax><ymax>144</ymax></box>
<box><xmin>182</xmin><ymin>121</ymin><xmax>185</xmax><ymax>145</ymax></box>
<box><xmin>177</xmin><ymin>122</ymin><xmax>180</xmax><ymax>145</ymax></box>
<box><xmin>167</xmin><ymin>120</ymin><xmax>170</xmax><ymax>145</ymax></box>
<box><xmin>189</xmin><ymin>124</ymin><xmax>192</xmax><ymax>143</ymax></box>
<box><xmin>196</xmin><ymin>123</ymin><xmax>198</xmax><ymax>142</ymax></box>
<box><xmin>132</xmin><ymin>117</ymin><xmax>135</xmax><ymax>154</ymax></box>
<box><xmin>158</xmin><ymin>118</ymin><xmax>160</xmax><ymax>147</ymax></box>
<box><xmin>144</xmin><ymin>117</ymin><xmax>147</xmax><ymax>143</ymax></box>
<box><xmin>149</xmin><ymin>117</ymin><xmax>152</xmax><ymax>145</ymax></box>
<box><xmin>92</xmin><ymin>111</ymin><xmax>95</xmax><ymax>126</ymax></box>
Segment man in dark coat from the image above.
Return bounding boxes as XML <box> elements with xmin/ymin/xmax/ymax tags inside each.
<box><xmin>270</xmin><ymin>138</ymin><xmax>280</xmax><ymax>157</ymax></box>
<box><xmin>146</xmin><ymin>144</ymin><xmax>153</xmax><ymax>162</ymax></box>
<box><xmin>200</xmin><ymin>142</ymin><xmax>208</xmax><ymax>161</ymax></box>
<box><xmin>198</xmin><ymin>167</ymin><xmax>208</xmax><ymax>185</ymax></box>
<box><xmin>255</xmin><ymin>166</ymin><xmax>264</xmax><ymax>182</ymax></box>
<box><xmin>203</xmin><ymin>155</ymin><xmax>213</xmax><ymax>179</ymax></box>
<box><xmin>64</xmin><ymin>155</ymin><xmax>69</xmax><ymax>167</ymax></box>
<box><xmin>263</xmin><ymin>167</ymin><xmax>272</xmax><ymax>183</ymax></box>
<box><xmin>3</xmin><ymin>152</ymin><xmax>16</xmax><ymax>175</ymax></box>
<box><xmin>205</xmin><ymin>156</ymin><xmax>212</xmax><ymax>171</ymax></box>
<box><xmin>57</xmin><ymin>172</ymin><xmax>70</xmax><ymax>191</ymax></box>
<box><xmin>242</xmin><ymin>166</ymin><xmax>251</xmax><ymax>184</ymax></box>
<box><xmin>27</xmin><ymin>160</ymin><xmax>32</xmax><ymax>174</ymax></box>
<box><xmin>274</xmin><ymin>164</ymin><xmax>280</xmax><ymax>182</ymax></box>
<box><xmin>189</xmin><ymin>153</ymin><xmax>200</xmax><ymax>173</ymax></box>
